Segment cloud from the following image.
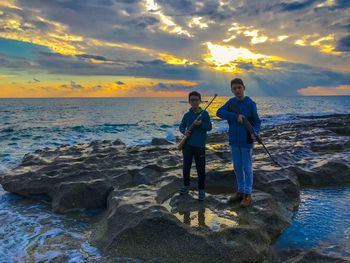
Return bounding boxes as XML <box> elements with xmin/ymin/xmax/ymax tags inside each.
<box><xmin>277</xmin><ymin>0</ymin><xmax>318</xmax><ymax>12</ymax></box>
<box><xmin>332</xmin><ymin>0</ymin><xmax>350</xmax><ymax>9</ymax></box>
<box><xmin>90</xmin><ymin>84</ymin><xmax>103</xmax><ymax>91</ymax></box>
<box><xmin>115</xmin><ymin>81</ymin><xmax>125</xmax><ymax>85</ymax></box>
<box><xmin>336</xmin><ymin>35</ymin><xmax>350</xmax><ymax>52</ymax></box>
<box><xmin>35</xmin><ymin>51</ymin><xmax>200</xmax><ymax>79</ymax></box>
<box><xmin>61</xmin><ymin>80</ymin><xmax>85</xmax><ymax>89</ymax></box>
<box><xmin>76</xmin><ymin>54</ymin><xmax>108</xmax><ymax>61</ymax></box>
<box><xmin>0</xmin><ymin>54</ymin><xmax>35</xmax><ymax>69</ymax></box>
<box><xmin>0</xmin><ymin>0</ymin><xmax>350</xmax><ymax>97</ymax></box>
<box><xmin>152</xmin><ymin>82</ymin><xmax>197</xmax><ymax>92</ymax></box>
<box><xmin>297</xmin><ymin>84</ymin><xmax>350</xmax><ymax>95</ymax></box>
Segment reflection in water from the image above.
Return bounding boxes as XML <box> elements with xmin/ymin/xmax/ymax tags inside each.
<box><xmin>173</xmin><ymin>207</ymin><xmax>239</xmax><ymax>231</ymax></box>
<box><xmin>180</xmin><ymin>208</ymin><xmax>207</xmax><ymax>227</ymax></box>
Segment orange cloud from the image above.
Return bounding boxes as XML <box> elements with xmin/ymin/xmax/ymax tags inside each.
<box><xmin>0</xmin><ymin>77</ymin><xmax>198</xmax><ymax>98</ymax></box>
<box><xmin>298</xmin><ymin>85</ymin><xmax>350</xmax><ymax>96</ymax></box>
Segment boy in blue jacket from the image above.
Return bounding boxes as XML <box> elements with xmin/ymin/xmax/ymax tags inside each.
<box><xmin>216</xmin><ymin>78</ymin><xmax>261</xmax><ymax>207</ymax></box>
<box><xmin>179</xmin><ymin>91</ymin><xmax>212</xmax><ymax>201</ymax></box>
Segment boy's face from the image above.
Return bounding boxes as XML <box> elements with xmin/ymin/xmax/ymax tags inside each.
<box><xmin>189</xmin><ymin>95</ymin><xmax>201</xmax><ymax>108</ymax></box>
<box><xmin>231</xmin><ymin>84</ymin><xmax>245</xmax><ymax>97</ymax></box>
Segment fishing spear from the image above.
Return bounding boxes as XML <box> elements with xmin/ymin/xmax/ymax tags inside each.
<box><xmin>228</xmin><ymin>104</ymin><xmax>282</xmax><ymax>168</ymax></box>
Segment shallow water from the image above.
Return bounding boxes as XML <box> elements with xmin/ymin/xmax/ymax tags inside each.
<box><xmin>0</xmin><ymin>186</ymin><xmax>104</xmax><ymax>262</ymax></box>
<box><xmin>162</xmin><ymin>194</ymin><xmax>239</xmax><ymax>231</ymax></box>
<box><xmin>273</xmin><ymin>187</ymin><xmax>350</xmax><ymax>258</ymax></box>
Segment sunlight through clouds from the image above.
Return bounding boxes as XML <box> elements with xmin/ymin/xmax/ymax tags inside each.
<box><xmin>0</xmin><ymin>0</ymin><xmax>349</xmax><ymax>97</ymax></box>
<box><xmin>144</xmin><ymin>0</ymin><xmax>192</xmax><ymax>37</ymax></box>
<box><xmin>204</xmin><ymin>42</ymin><xmax>279</xmax><ymax>73</ymax></box>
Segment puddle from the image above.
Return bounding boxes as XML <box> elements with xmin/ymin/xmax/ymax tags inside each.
<box><xmin>162</xmin><ymin>193</ymin><xmax>239</xmax><ymax>231</ymax></box>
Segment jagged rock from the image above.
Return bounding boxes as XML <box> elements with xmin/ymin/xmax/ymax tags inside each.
<box><xmin>1</xmin><ymin>114</ymin><xmax>350</xmax><ymax>262</ymax></box>
<box><xmin>151</xmin><ymin>137</ymin><xmax>174</xmax><ymax>145</ymax></box>
<box><xmin>90</xmin><ymin>185</ymin><xmax>283</xmax><ymax>263</ymax></box>
<box><xmin>51</xmin><ymin>179</ymin><xmax>113</xmax><ymax>213</ymax></box>
<box><xmin>290</xmin><ymin>161</ymin><xmax>350</xmax><ymax>187</ymax></box>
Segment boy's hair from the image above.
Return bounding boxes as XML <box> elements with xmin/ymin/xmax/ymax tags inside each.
<box><xmin>230</xmin><ymin>78</ymin><xmax>245</xmax><ymax>87</ymax></box>
<box><xmin>188</xmin><ymin>91</ymin><xmax>201</xmax><ymax>101</ymax></box>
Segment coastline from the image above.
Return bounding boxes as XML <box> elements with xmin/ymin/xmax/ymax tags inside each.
<box><xmin>0</xmin><ymin>114</ymin><xmax>349</xmax><ymax>262</ymax></box>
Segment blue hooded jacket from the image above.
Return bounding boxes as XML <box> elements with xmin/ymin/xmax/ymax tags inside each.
<box><xmin>216</xmin><ymin>96</ymin><xmax>261</xmax><ymax>148</ymax></box>
<box><xmin>179</xmin><ymin>108</ymin><xmax>212</xmax><ymax>148</ymax></box>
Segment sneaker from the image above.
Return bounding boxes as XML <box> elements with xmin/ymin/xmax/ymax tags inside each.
<box><xmin>228</xmin><ymin>192</ymin><xmax>244</xmax><ymax>203</ymax></box>
<box><xmin>198</xmin><ymin>190</ymin><xmax>205</xmax><ymax>201</ymax></box>
<box><xmin>240</xmin><ymin>194</ymin><xmax>253</xmax><ymax>208</ymax></box>
<box><xmin>179</xmin><ymin>186</ymin><xmax>189</xmax><ymax>195</ymax></box>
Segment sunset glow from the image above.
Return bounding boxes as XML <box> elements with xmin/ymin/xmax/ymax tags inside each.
<box><xmin>0</xmin><ymin>0</ymin><xmax>349</xmax><ymax>97</ymax></box>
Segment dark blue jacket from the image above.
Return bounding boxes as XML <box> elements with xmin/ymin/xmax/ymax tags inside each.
<box><xmin>179</xmin><ymin>108</ymin><xmax>212</xmax><ymax>148</ymax></box>
<box><xmin>216</xmin><ymin>96</ymin><xmax>261</xmax><ymax>148</ymax></box>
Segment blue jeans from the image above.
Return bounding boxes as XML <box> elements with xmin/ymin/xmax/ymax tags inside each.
<box><xmin>230</xmin><ymin>146</ymin><xmax>253</xmax><ymax>194</ymax></box>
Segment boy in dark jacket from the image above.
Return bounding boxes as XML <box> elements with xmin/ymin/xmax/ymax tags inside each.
<box><xmin>216</xmin><ymin>78</ymin><xmax>261</xmax><ymax>207</ymax></box>
<box><xmin>179</xmin><ymin>91</ymin><xmax>212</xmax><ymax>201</ymax></box>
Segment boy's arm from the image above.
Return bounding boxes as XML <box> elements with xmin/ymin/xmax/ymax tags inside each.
<box><xmin>199</xmin><ymin>111</ymin><xmax>212</xmax><ymax>131</ymax></box>
<box><xmin>179</xmin><ymin>114</ymin><xmax>187</xmax><ymax>135</ymax></box>
<box><xmin>216</xmin><ymin>99</ymin><xmax>238</xmax><ymax>121</ymax></box>
<box><xmin>251</xmin><ymin>102</ymin><xmax>261</xmax><ymax>134</ymax></box>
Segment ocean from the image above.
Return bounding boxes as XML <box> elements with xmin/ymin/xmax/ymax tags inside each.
<box><xmin>0</xmin><ymin>96</ymin><xmax>349</xmax><ymax>261</ymax></box>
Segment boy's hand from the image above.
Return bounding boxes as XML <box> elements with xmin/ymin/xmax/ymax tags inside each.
<box><xmin>251</xmin><ymin>134</ymin><xmax>261</xmax><ymax>142</ymax></box>
<box><xmin>193</xmin><ymin>119</ymin><xmax>202</xmax><ymax>126</ymax></box>
<box><xmin>184</xmin><ymin>130</ymin><xmax>191</xmax><ymax>136</ymax></box>
<box><xmin>237</xmin><ymin>114</ymin><xmax>244</xmax><ymax>124</ymax></box>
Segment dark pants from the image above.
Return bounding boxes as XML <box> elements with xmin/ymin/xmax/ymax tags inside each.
<box><xmin>182</xmin><ymin>144</ymin><xmax>206</xmax><ymax>190</ymax></box>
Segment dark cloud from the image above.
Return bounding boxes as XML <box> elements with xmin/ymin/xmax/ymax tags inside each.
<box><xmin>76</xmin><ymin>54</ymin><xmax>108</xmax><ymax>61</ymax></box>
<box><xmin>115</xmin><ymin>81</ymin><xmax>125</xmax><ymax>85</ymax></box>
<box><xmin>27</xmin><ymin>78</ymin><xmax>40</xmax><ymax>83</ymax></box>
<box><xmin>336</xmin><ymin>35</ymin><xmax>350</xmax><ymax>52</ymax></box>
<box><xmin>156</xmin><ymin>0</ymin><xmax>235</xmax><ymax>20</ymax></box>
<box><xmin>152</xmin><ymin>82</ymin><xmax>197</xmax><ymax>92</ymax></box>
<box><xmin>1</xmin><ymin>0</ymin><xmax>350</xmax><ymax>97</ymax></box>
<box><xmin>35</xmin><ymin>52</ymin><xmax>200</xmax><ymax>79</ymax></box>
<box><xmin>236</xmin><ymin>62</ymin><xmax>255</xmax><ymax>70</ymax></box>
<box><xmin>61</xmin><ymin>81</ymin><xmax>85</xmax><ymax>89</ymax></box>
<box><xmin>243</xmin><ymin>61</ymin><xmax>350</xmax><ymax>96</ymax></box>
<box><xmin>277</xmin><ymin>0</ymin><xmax>317</xmax><ymax>12</ymax></box>
<box><xmin>124</xmin><ymin>15</ymin><xmax>159</xmax><ymax>29</ymax></box>
<box><xmin>333</xmin><ymin>0</ymin><xmax>350</xmax><ymax>9</ymax></box>
<box><xmin>0</xmin><ymin>55</ymin><xmax>36</xmax><ymax>70</ymax></box>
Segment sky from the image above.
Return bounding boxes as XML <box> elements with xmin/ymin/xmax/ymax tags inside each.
<box><xmin>0</xmin><ymin>0</ymin><xmax>350</xmax><ymax>97</ymax></box>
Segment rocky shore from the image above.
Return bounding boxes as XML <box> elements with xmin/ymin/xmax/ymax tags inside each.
<box><xmin>1</xmin><ymin>114</ymin><xmax>349</xmax><ymax>262</ymax></box>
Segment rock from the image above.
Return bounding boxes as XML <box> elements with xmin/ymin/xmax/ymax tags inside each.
<box><xmin>90</xmin><ymin>186</ymin><xmax>281</xmax><ymax>263</ymax></box>
<box><xmin>1</xmin><ymin>114</ymin><xmax>350</xmax><ymax>262</ymax></box>
<box><xmin>290</xmin><ymin>161</ymin><xmax>350</xmax><ymax>187</ymax></box>
<box><xmin>51</xmin><ymin>179</ymin><xmax>113</xmax><ymax>213</ymax></box>
<box><xmin>254</xmin><ymin>170</ymin><xmax>300</xmax><ymax>211</ymax></box>
<box><xmin>151</xmin><ymin>138</ymin><xmax>174</xmax><ymax>145</ymax></box>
